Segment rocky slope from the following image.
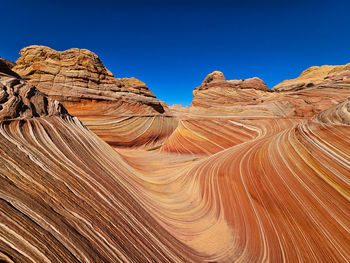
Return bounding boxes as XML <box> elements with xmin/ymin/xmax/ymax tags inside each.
<box><xmin>273</xmin><ymin>63</ymin><xmax>350</xmax><ymax>91</ymax></box>
<box><xmin>128</xmin><ymin>98</ymin><xmax>350</xmax><ymax>262</ymax></box>
<box><xmin>190</xmin><ymin>69</ymin><xmax>350</xmax><ymax>117</ymax></box>
<box><xmin>12</xmin><ymin>45</ymin><xmax>178</xmax><ymax>148</ymax></box>
<box><xmin>0</xmin><ymin>61</ymin><xmax>201</xmax><ymax>262</ymax></box>
<box><xmin>1</xmin><ymin>53</ymin><xmax>349</xmax><ymax>262</ymax></box>
<box><xmin>0</xmin><ymin>60</ymin><xmax>68</xmax><ymax>120</ymax></box>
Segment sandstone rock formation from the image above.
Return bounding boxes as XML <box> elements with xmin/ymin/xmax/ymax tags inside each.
<box><xmin>190</xmin><ymin>70</ymin><xmax>350</xmax><ymax>117</ymax></box>
<box><xmin>13</xmin><ymin>45</ymin><xmax>155</xmax><ymax>99</ymax></box>
<box><xmin>0</xmin><ymin>63</ymin><xmax>200</xmax><ymax>262</ymax></box>
<box><xmin>12</xmin><ymin>45</ymin><xmax>178</xmax><ymax>148</ymax></box>
<box><xmin>315</xmin><ymin>97</ymin><xmax>350</xmax><ymax>125</ymax></box>
<box><xmin>273</xmin><ymin>63</ymin><xmax>350</xmax><ymax>91</ymax></box>
<box><xmin>196</xmin><ymin>71</ymin><xmax>268</xmax><ymax>92</ymax></box>
<box><xmin>128</xmin><ymin>97</ymin><xmax>350</xmax><ymax>261</ymax></box>
<box><xmin>1</xmin><ymin>53</ymin><xmax>349</xmax><ymax>263</ymax></box>
<box><xmin>0</xmin><ymin>58</ymin><xmax>15</xmax><ymax>70</ymax></box>
<box><xmin>0</xmin><ymin>60</ymin><xmax>68</xmax><ymax>120</ymax></box>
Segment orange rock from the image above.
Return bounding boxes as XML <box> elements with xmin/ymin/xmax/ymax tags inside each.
<box><xmin>191</xmin><ymin>69</ymin><xmax>350</xmax><ymax>118</ymax></box>
<box><xmin>12</xmin><ymin>45</ymin><xmax>178</xmax><ymax>148</ymax></box>
<box><xmin>1</xmin><ymin>55</ymin><xmax>350</xmax><ymax>263</ymax></box>
<box><xmin>0</xmin><ymin>59</ymin><xmax>68</xmax><ymax>120</ymax></box>
<box><xmin>273</xmin><ymin>63</ymin><xmax>350</xmax><ymax>91</ymax></box>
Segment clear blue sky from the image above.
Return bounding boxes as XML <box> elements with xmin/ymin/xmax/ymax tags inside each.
<box><xmin>2</xmin><ymin>0</ymin><xmax>350</xmax><ymax>106</ymax></box>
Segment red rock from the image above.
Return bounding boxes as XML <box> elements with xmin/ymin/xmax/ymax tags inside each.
<box><xmin>0</xmin><ymin>59</ymin><xmax>68</xmax><ymax>120</ymax></box>
<box><xmin>12</xmin><ymin>45</ymin><xmax>178</xmax><ymax>148</ymax></box>
<box><xmin>273</xmin><ymin>63</ymin><xmax>350</xmax><ymax>91</ymax></box>
<box><xmin>1</xmin><ymin>55</ymin><xmax>349</xmax><ymax>263</ymax></box>
<box><xmin>190</xmin><ymin>69</ymin><xmax>350</xmax><ymax>118</ymax></box>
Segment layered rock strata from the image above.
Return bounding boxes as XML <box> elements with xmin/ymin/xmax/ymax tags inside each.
<box><xmin>1</xmin><ymin>53</ymin><xmax>349</xmax><ymax>262</ymax></box>
<box><xmin>273</xmin><ymin>63</ymin><xmax>350</xmax><ymax>91</ymax></box>
<box><xmin>0</xmin><ymin>60</ymin><xmax>68</xmax><ymax>120</ymax></box>
<box><xmin>12</xmin><ymin>45</ymin><xmax>178</xmax><ymax>148</ymax></box>
<box><xmin>190</xmin><ymin>70</ymin><xmax>350</xmax><ymax>117</ymax></box>
<box><xmin>0</xmin><ymin>64</ymin><xmax>201</xmax><ymax>262</ymax></box>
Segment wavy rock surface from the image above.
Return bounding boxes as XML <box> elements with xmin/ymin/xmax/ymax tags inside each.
<box><xmin>12</xmin><ymin>45</ymin><xmax>177</xmax><ymax>148</ymax></box>
<box><xmin>1</xmin><ymin>57</ymin><xmax>350</xmax><ymax>262</ymax></box>
<box><xmin>161</xmin><ymin>116</ymin><xmax>303</xmax><ymax>154</ymax></box>
<box><xmin>119</xmin><ymin>99</ymin><xmax>350</xmax><ymax>262</ymax></box>
<box><xmin>0</xmin><ymin>66</ymin><xmax>201</xmax><ymax>262</ymax></box>
<box><xmin>315</xmin><ymin>97</ymin><xmax>350</xmax><ymax>125</ymax></box>
<box><xmin>191</xmin><ymin>70</ymin><xmax>350</xmax><ymax>117</ymax></box>
<box><xmin>273</xmin><ymin>63</ymin><xmax>350</xmax><ymax>91</ymax></box>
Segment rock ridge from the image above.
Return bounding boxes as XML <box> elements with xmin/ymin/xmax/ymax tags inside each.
<box><xmin>0</xmin><ymin>59</ymin><xmax>68</xmax><ymax>120</ymax></box>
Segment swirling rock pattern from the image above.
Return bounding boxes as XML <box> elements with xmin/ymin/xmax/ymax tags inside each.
<box><xmin>161</xmin><ymin>116</ymin><xmax>303</xmax><ymax>154</ymax></box>
<box><xmin>315</xmin><ymin>98</ymin><xmax>350</xmax><ymax>125</ymax></box>
<box><xmin>1</xmin><ymin>58</ymin><xmax>350</xmax><ymax>262</ymax></box>
<box><xmin>12</xmin><ymin>46</ymin><xmax>177</xmax><ymax>148</ymax></box>
<box><xmin>0</xmin><ymin>116</ymin><xmax>204</xmax><ymax>262</ymax></box>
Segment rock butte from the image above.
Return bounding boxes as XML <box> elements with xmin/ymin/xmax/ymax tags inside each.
<box><xmin>12</xmin><ymin>45</ymin><xmax>178</xmax><ymax>148</ymax></box>
<box><xmin>0</xmin><ymin>49</ymin><xmax>350</xmax><ymax>262</ymax></box>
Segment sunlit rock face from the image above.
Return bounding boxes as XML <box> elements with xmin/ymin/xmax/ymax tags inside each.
<box><xmin>190</xmin><ymin>70</ymin><xmax>350</xmax><ymax>117</ymax></box>
<box><xmin>273</xmin><ymin>63</ymin><xmax>350</xmax><ymax>91</ymax></box>
<box><xmin>1</xmin><ymin>56</ymin><xmax>350</xmax><ymax>263</ymax></box>
<box><xmin>0</xmin><ymin>65</ymin><xmax>200</xmax><ymax>262</ymax></box>
<box><xmin>12</xmin><ymin>45</ymin><xmax>178</xmax><ymax>148</ymax></box>
<box><xmin>0</xmin><ymin>60</ymin><xmax>68</xmax><ymax>120</ymax></box>
<box><xmin>315</xmin><ymin>97</ymin><xmax>350</xmax><ymax>125</ymax></box>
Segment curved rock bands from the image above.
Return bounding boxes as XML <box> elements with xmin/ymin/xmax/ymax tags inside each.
<box><xmin>11</xmin><ymin>45</ymin><xmax>177</xmax><ymax>148</ymax></box>
<box><xmin>161</xmin><ymin>117</ymin><xmax>303</xmax><ymax>155</ymax></box>
<box><xmin>83</xmin><ymin>115</ymin><xmax>178</xmax><ymax>148</ymax></box>
<box><xmin>61</xmin><ymin>99</ymin><xmax>178</xmax><ymax>148</ymax></box>
<box><xmin>202</xmin><ymin>119</ymin><xmax>350</xmax><ymax>261</ymax></box>
<box><xmin>1</xmin><ymin>50</ymin><xmax>350</xmax><ymax>262</ymax></box>
<box><xmin>117</xmin><ymin>114</ymin><xmax>350</xmax><ymax>262</ymax></box>
<box><xmin>315</xmin><ymin>98</ymin><xmax>350</xmax><ymax>125</ymax></box>
<box><xmin>0</xmin><ymin>116</ymin><xmax>201</xmax><ymax>262</ymax></box>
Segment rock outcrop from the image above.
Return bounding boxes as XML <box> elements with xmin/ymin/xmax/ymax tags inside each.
<box><xmin>190</xmin><ymin>69</ymin><xmax>350</xmax><ymax>117</ymax></box>
<box><xmin>12</xmin><ymin>45</ymin><xmax>178</xmax><ymax>148</ymax></box>
<box><xmin>315</xmin><ymin>97</ymin><xmax>350</xmax><ymax>125</ymax></box>
<box><xmin>0</xmin><ymin>59</ymin><xmax>68</xmax><ymax>120</ymax></box>
<box><xmin>13</xmin><ymin>45</ymin><xmax>155</xmax><ymax>99</ymax></box>
<box><xmin>273</xmin><ymin>63</ymin><xmax>350</xmax><ymax>91</ymax></box>
<box><xmin>0</xmin><ymin>58</ymin><xmax>15</xmax><ymax>70</ymax></box>
<box><xmin>195</xmin><ymin>71</ymin><xmax>268</xmax><ymax>93</ymax></box>
<box><xmin>1</xmin><ymin>52</ymin><xmax>350</xmax><ymax>263</ymax></box>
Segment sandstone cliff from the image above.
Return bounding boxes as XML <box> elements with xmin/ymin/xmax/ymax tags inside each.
<box><xmin>12</xmin><ymin>45</ymin><xmax>178</xmax><ymax>148</ymax></box>
<box><xmin>190</xmin><ymin>69</ymin><xmax>350</xmax><ymax>117</ymax></box>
